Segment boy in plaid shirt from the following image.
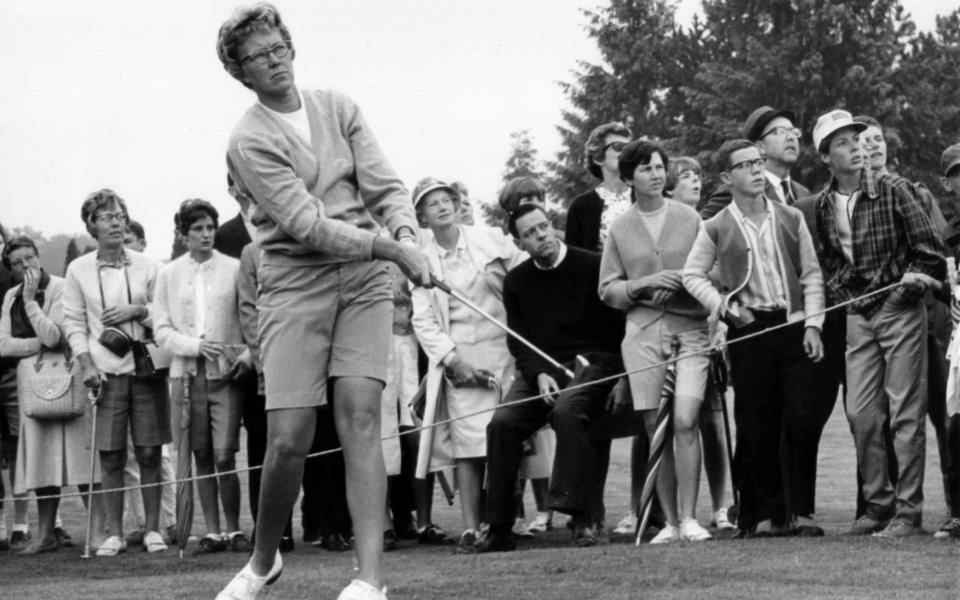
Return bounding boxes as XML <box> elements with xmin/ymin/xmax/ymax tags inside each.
<box><xmin>811</xmin><ymin>109</ymin><xmax>944</xmax><ymax>538</ymax></box>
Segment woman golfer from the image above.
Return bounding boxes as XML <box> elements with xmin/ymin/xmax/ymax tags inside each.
<box><xmin>215</xmin><ymin>4</ymin><xmax>431</xmax><ymax>600</ymax></box>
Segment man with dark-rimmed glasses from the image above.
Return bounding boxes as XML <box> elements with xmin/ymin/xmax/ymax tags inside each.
<box><xmin>699</xmin><ymin>106</ymin><xmax>810</xmax><ymax>219</ymax></box>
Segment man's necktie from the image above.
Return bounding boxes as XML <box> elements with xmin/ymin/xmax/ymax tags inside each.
<box><xmin>781</xmin><ymin>180</ymin><xmax>796</xmax><ymax>205</ymax></box>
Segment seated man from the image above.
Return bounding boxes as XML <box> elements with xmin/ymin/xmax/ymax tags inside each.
<box><xmin>480</xmin><ymin>203</ymin><xmax>625</xmax><ymax>552</ymax></box>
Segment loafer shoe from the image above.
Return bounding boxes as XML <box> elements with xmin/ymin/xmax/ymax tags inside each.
<box><xmin>54</xmin><ymin>527</ymin><xmax>76</xmax><ymax>548</ymax></box>
<box><xmin>228</xmin><ymin>532</ymin><xmax>254</xmax><ymax>553</ymax></box>
<box><xmin>848</xmin><ymin>515</ymin><xmax>889</xmax><ymax>535</ymax></box>
<box><xmin>215</xmin><ymin>551</ymin><xmax>283</xmax><ymax>600</ymax></box>
<box><xmin>193</xmin><ymin>535</ymin><xmax>227</xmax><ymax>556</ymax></box>
<box><xmin>95</xmin><ymin>535</ymin><xmax>127</xmax><ymax>557</ymax></box>
<box><xmin>144</xmin><ymin>530</ymin><xmax>168</xmax><ymax>553</ymax></box>
<box><xmin>933</xmin><ymin>517</ymin><xmax>960</xmax><ymax>539</ymax></box>
<box><xmin>873</xmin><ymin>518</ymin><xmax>922</xmax><ymax>538</ymax></box>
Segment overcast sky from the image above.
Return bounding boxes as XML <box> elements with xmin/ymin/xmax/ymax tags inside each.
<box><xmin>1</xmin><ymin>0</ymin><xmax>954</xmax><ymax>258</ymax></box>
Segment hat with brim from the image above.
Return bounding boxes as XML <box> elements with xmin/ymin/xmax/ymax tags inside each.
<box><xmin>742</xmin><ymin>106</ymin><xmax>797</xmax><ymax>142</ymax></box>
<box><xmin>412</xmin><ymin>178</ymin><xmax>458</xmax><ymax>210</ymax></box>
<box><xmin>813</xmin><ymin>109</ymin><xmax>868</xmax><ymax>154</ymax></box>
<box><xmin>941</xmin><ymin>143</ymin><xmax>960</xmax><ymax>177</ymax></box>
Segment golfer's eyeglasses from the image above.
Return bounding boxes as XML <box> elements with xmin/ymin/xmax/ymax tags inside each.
<box><xmin>761</xmin><ymin>126</ymin><xmax>801</xmax><ymax>140</ymax></box>
<box><xmin>604</xmin><ymin>141</ymin><xmax>627</xmax><ymax>153</ymax></box>
<box><xmin>240</xmin><ymin>42</ymin><xmax>291</xmax><ymax>65</ymax></box>
<box><xmin>729</xmin><ymin>158</ymin><xmax>766</xmax><ymax>172</ymax></box>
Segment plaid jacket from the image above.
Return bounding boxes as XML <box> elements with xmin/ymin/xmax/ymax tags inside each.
<box><xmin>814</xmin><ymin>169</ymin><xmax>945</xmax><ymax>315</ymax></box>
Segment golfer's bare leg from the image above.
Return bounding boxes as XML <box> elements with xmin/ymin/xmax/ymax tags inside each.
<box><xmin>195</xmin><ymin>450</ymin><xmax>222</xmax><ymax>534</ymax></box>
<box><xmin>215</xmin><ymin>450</ymin><xmax>242</xmax><ymax>533</ymax></box>
<box><xmin>673</xmin><ymin>395</ymin><xmax>703</xmax><ymax>520</ymax></box>
<box><xmin>249</xmin><ymin>407</ymin><xmax>317</xmax><ymax>575</ymax></box>
<box><xmin>134</xmin><ymin>445</ymin><xmax>163</xmax><ymax>533</ymax></box>
<box><xmin>333</xmin><ymin>376</ymin><xmax>386</xmax><ymax>590</ymax></box>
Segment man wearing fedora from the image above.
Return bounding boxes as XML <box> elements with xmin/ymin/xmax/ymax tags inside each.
<box><xmin>699</xmin><ymin>106</ymin><xmax>810</xmax><ymax>219</ymax></box>
<box><xmin>811</xmin><ymin>109</ymin><xmax>944</xmax><ymax>538</ymax></box>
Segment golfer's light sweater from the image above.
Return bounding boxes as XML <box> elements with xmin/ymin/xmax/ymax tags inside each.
<box><xmin>503</xmin><ymin>246</ymin><xmax>624</xmax><ymax>384</ymax></box>
<box><xmin>226</xmin><ymin>89</ymin><xmax>418</xmax><ymax>266</ymax></box>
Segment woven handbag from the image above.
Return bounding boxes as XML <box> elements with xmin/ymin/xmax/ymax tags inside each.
<box><xmin>17</xmin><ymin>346</ymin><xmax>86</xmax><ymax>420</ymax></box>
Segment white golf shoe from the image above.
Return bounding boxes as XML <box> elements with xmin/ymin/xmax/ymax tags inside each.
<box><xmin>215</xmin><ymin>551</ymin><xmax>283</xmax><ymax>600</ymax></box>
<box><xmin>337</xmin><ymin>579</ymin><xmax>388</xmax><ymax>600</ymax></box>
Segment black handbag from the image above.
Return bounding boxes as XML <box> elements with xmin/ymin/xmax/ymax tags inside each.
<box><xmin>97</xmin><ymin>264</ymin><xmax>154</xmax><ymax>377</ymax></box>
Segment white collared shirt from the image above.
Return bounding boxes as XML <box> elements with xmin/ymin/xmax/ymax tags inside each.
<box><xmin>729</xmin><ymin>200</ymin><xmax>787</xmax><ymax>311</ymax></box>
<box><xmin>765</xmin><ymin>170</ymin><xmax>789</xmax><ymax>203</ymax></box>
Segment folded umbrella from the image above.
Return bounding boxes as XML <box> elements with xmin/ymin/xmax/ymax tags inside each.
<box><xmin>175</xmin><ymin>375</ymin><xmax>194</xmax><ymax>559</ymax></box>
<box><xmin>636</xmin><ymin>336</ymin><xmax>681</xmax><ymax>545</ymax></box>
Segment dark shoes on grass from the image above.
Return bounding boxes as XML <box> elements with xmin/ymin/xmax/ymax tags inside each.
<box><xmin>193</xmin><ymin>536</ymin><xmax>227</xmax><ymax>556</ymax></box>
<box><xmin>417</xmin><ymin>523</ymin><xmax>453</xmax><ymax>545</ymax></box>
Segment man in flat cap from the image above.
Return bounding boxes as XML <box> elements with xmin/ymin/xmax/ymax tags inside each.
<box><xmin>699</xmin><ymin>106</ymin><xmax>810</xmax><ymax>219</ymax></box>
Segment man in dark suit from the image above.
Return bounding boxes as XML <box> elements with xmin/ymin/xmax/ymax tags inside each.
<box><xmin>699</xmin><ymin>106</ymin><xmax>810</xmax><ymax>219</ymax></box>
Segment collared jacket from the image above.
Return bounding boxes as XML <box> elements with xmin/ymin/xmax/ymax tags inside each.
<box><xmin>683</xmin><ymin>198</ymin><xmax>825</xmax><ymax>330</ymax></box>
<box><xmin>814</xmin><ymin>169</ymin><xmax>945</xmax><ymax>315</ymax></box>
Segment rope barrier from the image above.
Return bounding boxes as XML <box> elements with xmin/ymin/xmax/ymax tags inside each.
<box><xmin>0</xmin><ymin>281</ymin><xmax>909</xmax><ymax>504</ymax></box>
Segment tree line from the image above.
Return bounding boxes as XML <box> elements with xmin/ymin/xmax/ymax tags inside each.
<box><xmin>493</xmin><ymin>0</ymin><xmax>960</xmax><ymax>226</ymax></box>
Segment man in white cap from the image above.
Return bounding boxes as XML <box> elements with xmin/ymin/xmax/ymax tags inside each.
<box><xmin>810</xmin><ymin>109</ymin><xmax>945</xmax><ymax>538</ymax></box>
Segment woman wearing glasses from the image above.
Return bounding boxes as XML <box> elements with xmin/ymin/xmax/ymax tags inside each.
<box><xmin>215</xmin><ymin>4</ymin><xmax>430</xmax><ymax>600</ymax></box>
<box><xmin>599</xmin><ymin>140</ymin><xmax>712</xmax><ymax>544</ymax></box>
<box><xmin>565</xmin><ymin>122</ymin><xmax>632</xmax><ymax>252</ymax></box>
<box><xmin>153</xmin><ymin>200</ymin><xmax>253</xmax><ymax>556</ymax></box>
<box><xmin>0</xmin><ymin>236</ymin><xmax>101</xmax><ymax>554</ymax></box>
<box><xmin>63</xmin><ymin>189</ymin><xmax>170</xmax><ymax>556</ymax></box>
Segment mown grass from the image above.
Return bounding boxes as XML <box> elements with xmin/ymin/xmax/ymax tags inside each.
<box><xmin>3</xmin><ymin>399</ymin><xmax>959</xmax><ymax>599</ymax></box>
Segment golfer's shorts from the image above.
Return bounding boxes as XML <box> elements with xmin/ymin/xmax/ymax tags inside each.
<box><xmin>622</xmin><ymin>318</ymin><xmax>709</xmax><ymax>411</ymax></box>
<box><xmin>170</xmin><ymin>360</ymin><xmax>241</xmax><ymax>453</ymax></box>
<box><xmin>96</xmin><ymin>374</ymin><xmax>172</xmax><ymax>451</ymax></box>
<box><xmin>258</xmin><ymin>260</ymin><xmax>392</xmax><ymax>410</ymax></box>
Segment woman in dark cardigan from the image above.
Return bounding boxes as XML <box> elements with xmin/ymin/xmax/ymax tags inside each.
<box><xmin>565</xmin><ymin>122</ymin><xmax>632</xmax><ymax>252</ymax></box>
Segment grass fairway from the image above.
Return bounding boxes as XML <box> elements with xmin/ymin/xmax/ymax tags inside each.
<box><xmin>3</xmin><ymin>399</ymin><xmax>960</xmax><ymax>599</ymax></box>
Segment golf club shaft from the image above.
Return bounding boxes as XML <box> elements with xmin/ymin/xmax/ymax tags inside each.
<box><xmin>430</xmin><ymin>275</ymin><xmax>574</xmax><ymax>379</ymax></box>
<box><xmin>82</xmin><ymin>385</ymin><xmax>101</xmax><ymax>558</ymax></box>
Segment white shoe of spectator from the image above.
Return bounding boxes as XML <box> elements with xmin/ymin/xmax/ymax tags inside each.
<box><xmin>215</xmin><ymin>551</ymin><xmax>283</xmax><ymax>600</ymax></box>
<box><xmin>649</xmin><ymin>524</ymin><xmax>680</xmax><ymax>544</ymax></box>
<box><xmin>680</xmin><ymin>518</ymin><xmax>712</xmax><ymax>542</ymax></box>
<box><xmin>337</xmin><ymin>579</ymin><xmax>388</xmax><ymax>600</ymax></box>
<box><xmin>526</xmin><ymin>512</ymin><xmax>553</xmax><ymax>534</ymax></box>
<box><xmin>710</xmin><ymin>507</ymin><xmax>735</xmax><ymax>530</ymax></box>
<box><xmin>612</xmin><ymin>512</ymin><xmax>637</xmax><ymax>535</ymax></box>
<box><xmin>95</xmin><ymin>535</ymin><xmax>127</xmax><ymax>557</ymax></box>
<box><xmin>512</xmin><ymin>517</ymin><xmax>534</xmax><ymax>538</ymax></box>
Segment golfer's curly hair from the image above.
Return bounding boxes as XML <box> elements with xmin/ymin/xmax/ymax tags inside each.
<box><xmin>217</xmin><ymin>2</ymin><xmax>294</xmax><ymax>88</ymax></box>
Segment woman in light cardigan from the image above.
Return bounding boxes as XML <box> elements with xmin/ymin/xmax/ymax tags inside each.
<box><xmin>153</xmin><ymin>200</ymin><xmax>252</xmax><ymax>555</ymax></box>
<box><xmin>0</xmin><ymin>236</ymin><xmax>103</xmax><ymax>553</ymax></box>
<box><xmin>410</xmin><ymin>178</ymin><xmax>525</xmax><ymax>552</ymax></box>
<box><xmin>598</xmin><ymin>140</ymin><xmax>712</xmax><ymax>544</ymax></box>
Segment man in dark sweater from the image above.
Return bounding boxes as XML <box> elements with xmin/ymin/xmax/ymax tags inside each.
<box><xmin>479</xmin><ymin>204</ymin><xmax>624</xmax><ymax>552</ymax></box>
